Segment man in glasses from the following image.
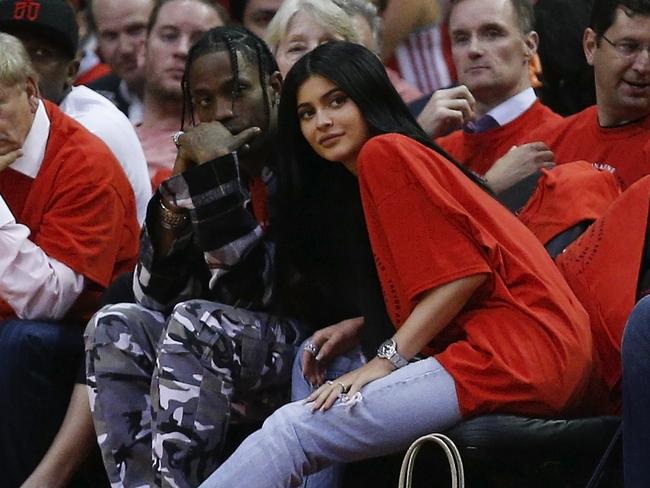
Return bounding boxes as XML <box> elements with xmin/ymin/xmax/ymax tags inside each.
<box><xmin>528</xmin><ymin>0</ymin><xmax>650</xmax><ymax>189</ymax></box>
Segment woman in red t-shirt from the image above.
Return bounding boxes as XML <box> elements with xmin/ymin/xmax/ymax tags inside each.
<box><xmin>200</xmin><ymin>41</ymin><xmax>595</xmax><ymax>488</ymax></box>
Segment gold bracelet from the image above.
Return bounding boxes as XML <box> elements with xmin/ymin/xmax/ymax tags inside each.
<box><xmin>159</xmin><ymin>198</ymin><xmax>188</xmax><ymax>230</ymax></box>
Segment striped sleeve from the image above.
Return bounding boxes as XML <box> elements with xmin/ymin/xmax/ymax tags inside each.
<box><xmin>134</xmin><ymin>152</ymin><xmax>274</xmax><ymax>312</ymax></box>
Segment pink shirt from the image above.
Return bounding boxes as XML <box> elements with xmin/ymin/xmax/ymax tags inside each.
<box><xmin>136</xmin><ymin>122</ymin><xmax>179</xmax><ymax>185</ymax></box>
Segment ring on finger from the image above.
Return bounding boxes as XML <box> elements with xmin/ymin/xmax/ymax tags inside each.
<box><xmin>336</xmin><ymin>382</ymin><xmax>348</xmax><ymax>394</ymax></box>
<box><xmin>303</xmin><ymin>341</ymin><xmax>319</xmax><ymax>356</ymax></box>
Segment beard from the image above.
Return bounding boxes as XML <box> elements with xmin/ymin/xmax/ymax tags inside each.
<box><xmin>145</xmin><ymin>79</ymin><xmax>183</xmax><ymax>102</ymax></box>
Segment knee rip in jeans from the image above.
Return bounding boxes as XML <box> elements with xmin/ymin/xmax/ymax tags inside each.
<box><xmin>338</xmin><ymin>392</ymin><xmax>363</xmax><ymax>409</ymax></box>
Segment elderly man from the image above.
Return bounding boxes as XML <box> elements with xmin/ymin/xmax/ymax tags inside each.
<box><xmin>0</xmin><ymin>32</ymin><xmax>139</xmax><ymax>487</ymax></box>
<box><xmin>89</xmin><ymin>0</ymin><xmax>154</xmax><ymax>123</ymax></box>
<box><xmin>16</xmin><ymin>3</ymin><xmax>226</xmax><ymax>486</ymax></box>
<box><xmin>0</xmin><ymin>0</ymin><xmax>151</xmax><ymax>223</ymax></box>
<box><xmin>528</xmin><ymin>0</ymin><xmax>650</xmax><ymax>190</ymax></box>
<box><xmin>418</xmin><ymin>0</ymin><xmax>560</xmax><ymax>194</ymax></box>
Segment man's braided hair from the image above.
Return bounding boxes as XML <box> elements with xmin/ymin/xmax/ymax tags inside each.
<box><xmin>180</xmin><ymin>25</ymin><xmax>279</xmax><ymax>129</ymax></box>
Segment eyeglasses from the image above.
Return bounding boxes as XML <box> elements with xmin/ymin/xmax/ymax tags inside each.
<box><xmin>600</xmin><ymin>34</ymin><xmax>650</xmax><ymax>58</ymax></box>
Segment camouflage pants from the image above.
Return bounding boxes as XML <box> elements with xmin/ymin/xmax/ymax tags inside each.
<box><xmin>85</xmin><ymin>300</ymin><xmax>304</xmax><ymax>488</ymax></box>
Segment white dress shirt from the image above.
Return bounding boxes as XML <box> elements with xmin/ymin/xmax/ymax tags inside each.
<box><xmin>60</xmin><ymin>85</ymin><xmax>151</xmax><ymax>223</ymax></box>
<box><xmin>0</xmin><ymin>101</ymin><xmax>85</xmax><ymax>320</ymax></box>
<box><xmin>486</xmin><ymin>87</ymin><xmax>537</xmax><ymax>126</ymax></box>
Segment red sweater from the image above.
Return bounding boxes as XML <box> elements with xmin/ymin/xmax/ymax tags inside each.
<box><xmin>528</xmin><ymin>106</ymin><xmax>650</xmax><ymax>189</ymax></box>
<box><xmin>436</xmin><ymin>100</ymin><xmax>562</xmax><ymax>175</ymax></box>
<box><xmin>0</xmin><ymin>101</ymin><xmax>139</xmax><ymax>322</ymax></box>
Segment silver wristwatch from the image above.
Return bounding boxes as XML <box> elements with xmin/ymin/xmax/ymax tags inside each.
<box><xmin>377</xmin><ymin>339</ymin><xmax>408</xmax><ymax>369</ymax></box>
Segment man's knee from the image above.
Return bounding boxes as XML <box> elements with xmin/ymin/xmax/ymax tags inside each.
<box><xmin>85</xmin><ymin>303</ymin><xmax>165</xmax><ymax>374</ymax></box>
<box><xmin>0</xmin><ymin>319</ymin><xmax>83</xmax><ymax>367</ymax></box>
<box><xmin>86</xmin><ymin>302</ymin><xmax>163</xmax><ymax>346</ymax></box>
<box><xmin>167</xmin><ymin>299</ymin><xmax>253</xmax><ymax>337</ymax></box>
<box><xmin>165</xmin><ymin>300</ymin><xmax>300</xmax><ymax>395</ymax></box>
<box><xmin>163</xmin><ymin>300</ymin><xmax>246</xmax><ymax>371</ymax></box>
<box><xmin>165</xmin><ymin>299</ymin><xmax>271</xmax><ymax>355</ymax></box>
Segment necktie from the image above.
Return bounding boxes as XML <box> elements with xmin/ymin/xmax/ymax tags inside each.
<box><xmin>464</xmin><ymin>114</ymin><xmax>500</xmax><ymax>133</ymax></box>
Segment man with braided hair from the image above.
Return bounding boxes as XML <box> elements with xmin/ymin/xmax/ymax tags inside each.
<box><xmin>84</xmin><ymin>25</ymin><xmax>304</xmax><ymax>488</ymax></box>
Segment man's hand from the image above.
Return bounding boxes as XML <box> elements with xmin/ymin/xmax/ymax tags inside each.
<box><xmin>0</xmin><ymin>148</ymin><xmax>22</xmax><ymax>173</ymax></box>
<box><xmin>301</xmin><ymin>317</ymin><xmax>364</xmax><ymax>388</ymax></box>
<box><xmin>172</xmin><ymin>121</ymin><xmax>261</xmax><ymax>175</ymax></box>
<box><xmin>485</xmin><ymin>142</ymin><xmax>555</xmax><ymax>194</ymax></box>
<box><xmin>417</xmin><ymin>85</ymin><xmax>476</xmax><ymax>138</ymax></box>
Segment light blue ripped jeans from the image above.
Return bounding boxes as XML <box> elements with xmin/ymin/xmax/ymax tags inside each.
<box><xmin>199</xmin><ymin>354</ymin><xmax>462</xmax><ymax>488</ymax></box>
<box><xmin>291</xmin><ymin>341</ymin><xmax>367</xmax><ymax>488</ymax></box>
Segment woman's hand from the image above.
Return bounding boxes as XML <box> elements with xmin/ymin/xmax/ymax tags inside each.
<box><xmin>302</xmin><ymin>317</ymin><xmax>364</xmax><ymax>388</ymax></box>
<box><xmin>303</xmin><ymin>273</ymin><xmax>490</xmax><ymax>412</ymax></box>
<box><xmin>305</xmin><ymin>356</ymin><xmax>395</xmax><ymax>412</ymax></box>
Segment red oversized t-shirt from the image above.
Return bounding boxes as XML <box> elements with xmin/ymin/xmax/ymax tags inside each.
<box><xmin>358</xmin><ymin>134</ymin><xmax>594</xmax><ymax>418</ymax></box>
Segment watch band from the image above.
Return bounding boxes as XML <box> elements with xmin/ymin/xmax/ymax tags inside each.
<box><xmin>377</xmin><ymin>338</ymin><xmax>409</xmax><ymax>369</ymax></box>
<box><xmin>159</xmin><ymin>198</ymin><xmax>188</xmax><ymax>230</ymax></box>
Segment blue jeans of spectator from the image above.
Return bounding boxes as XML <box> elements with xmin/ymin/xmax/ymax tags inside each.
<box><xmin>0</xmin><ymin>319</ymin><xmax>83</xmax><ymax>487</ymax></box>
<box><xmin>622</xmin><ymin>295</ymin><xmax>650</xmax><ymax>488</ymax></box>
<box><xmin>291</xmin><ymin>341</ymin><xmax>367</xmax><ymax>488</ymax></box>
<box><xmin>199</xmin><ymin>356</ymin><xmax>462</xmax><ymax>488</ymax></box>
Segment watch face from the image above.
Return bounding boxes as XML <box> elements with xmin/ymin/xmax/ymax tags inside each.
<box><xmin>377</xmin><ymin>339</ymin><xmax>408</xmax><ymax>368</ymax></box>
<box><xmin>379</xmin><ymin>340</ymin><xmax>396</xmax><ymax>358</ymax></box>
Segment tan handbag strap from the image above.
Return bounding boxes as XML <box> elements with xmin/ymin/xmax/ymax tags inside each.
<box><xmin>398</xmin><ymin>433</ymin><xmax>465</xmax><ymax>488</ymax></box>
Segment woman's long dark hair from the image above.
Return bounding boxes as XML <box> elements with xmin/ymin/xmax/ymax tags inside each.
<box><xmin>275</xmin><ymin>42</ymin><xmax>492</xmax><ymax>353</ymax></box>
<box><xmin>278</xmin><ymin>41</ymin><xmax>489</xmax><ymax>185</ymax></box>
<box><xmin>274</xmin><ymin>41</ymin><xmax>489</xmax><ymax>351</ymax></box>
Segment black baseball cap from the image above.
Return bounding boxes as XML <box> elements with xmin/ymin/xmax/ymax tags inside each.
<box><xmin>0</xmin><ymin>0</ymin><xmax>79</xmax><ymax>58</ymax></box>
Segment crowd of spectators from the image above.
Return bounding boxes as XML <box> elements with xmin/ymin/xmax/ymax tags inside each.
<box><xmin>0</xmin><ymin>0</ymin><xmax>649</xmax><ymax>487</ymax></box>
